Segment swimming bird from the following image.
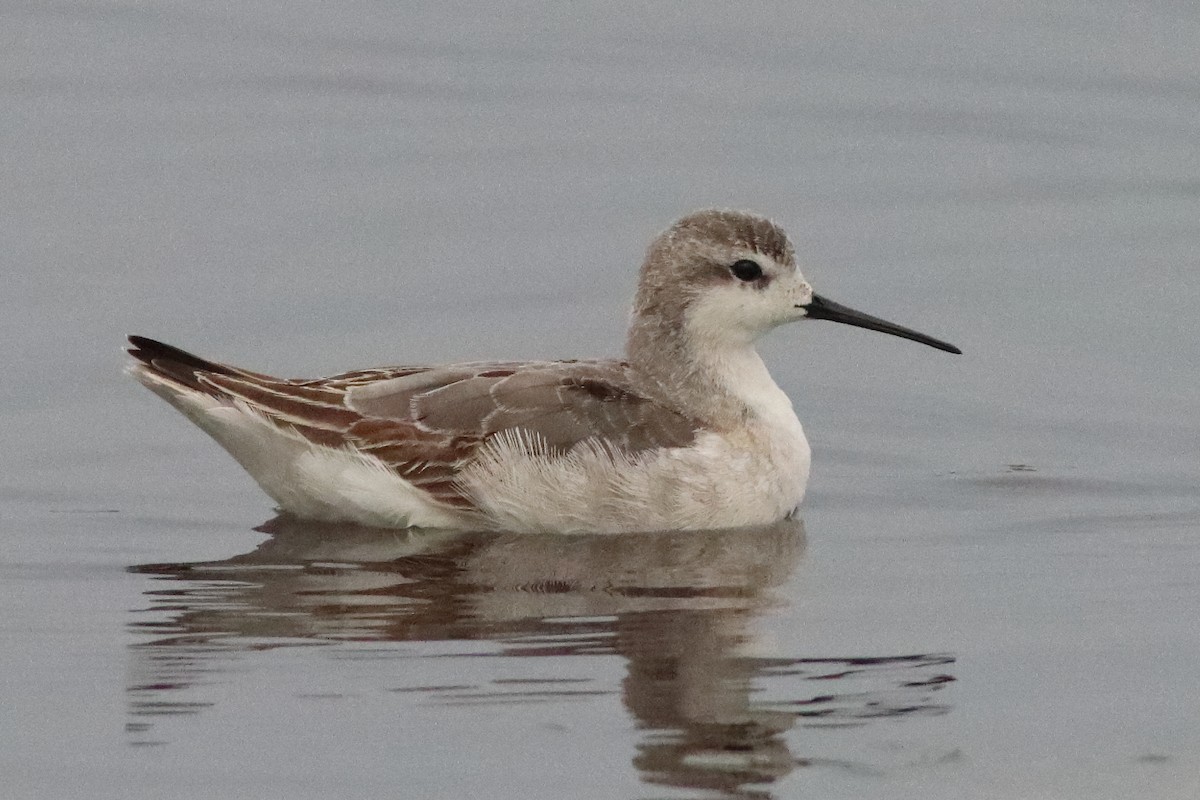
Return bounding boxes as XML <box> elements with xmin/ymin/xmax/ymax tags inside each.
<box><xmin>128</xmin><ymin>209</ymin><xmax>959</xmax><ymax>533</ymax></box>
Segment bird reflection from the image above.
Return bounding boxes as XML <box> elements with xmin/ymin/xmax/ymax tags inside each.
<box><xmin>127</xmin><ymin>516</ymin><xmax>953</xmax><ymax>797</ymax></box>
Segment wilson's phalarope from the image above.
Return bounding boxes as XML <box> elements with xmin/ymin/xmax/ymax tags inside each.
<box><xmin>128</xmin><ymin>209</ymin><xmax>959</xmax><ymax>533</ymax></box>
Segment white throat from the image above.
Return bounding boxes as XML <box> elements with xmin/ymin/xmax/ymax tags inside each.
<box><xmin>695</xmin><ymin>341</ymin><xmax>799</xmax><ymax>430</ymax></box>
<box><xmin>677</xmin><ymin>288</ymin><xmax>801</xmax><ymax>429</ymax></box>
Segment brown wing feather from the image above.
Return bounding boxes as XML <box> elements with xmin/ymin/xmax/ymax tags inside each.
<box><xmin>345</xmin><ymin>418</ymin><xmax>481</xmax><ymax>509</ymax></box>
<box><xmin>199</xmin><ymin>374</ymin><xmax>360</xmax><ymax>431</ymax></box>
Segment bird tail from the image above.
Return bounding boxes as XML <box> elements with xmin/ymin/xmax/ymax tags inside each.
<box><xmin>127</xmin><ymin>335</ymin><xmax>236</xmax><ymax>392</ymax></box>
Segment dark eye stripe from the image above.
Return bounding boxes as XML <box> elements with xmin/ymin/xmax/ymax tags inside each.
<box><xmin>729</xmin><ymin>259</ymin><xmax>763</xmax><ymax>282</ymax></box>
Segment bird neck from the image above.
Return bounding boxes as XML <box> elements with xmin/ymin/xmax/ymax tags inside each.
<box><xmin>626</xmin><ymin>311</ymin><xmax>794</xmax><ymax>429</ymax></box>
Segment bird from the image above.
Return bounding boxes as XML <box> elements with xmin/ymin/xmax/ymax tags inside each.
<box><xmin>128</xmin><ymin>209</ymin><xmax>960</xmax><ymax>534</ymax></box>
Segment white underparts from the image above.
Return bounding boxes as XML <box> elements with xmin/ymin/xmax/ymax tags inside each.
<box><xmin>462</xmin><ymin>426</ymin><xmax>809</xmax><ymax>534</ymax></box>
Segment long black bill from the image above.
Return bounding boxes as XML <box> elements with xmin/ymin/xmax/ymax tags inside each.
<box><xmin>804</xmin><ymin>294</ymin><xmax>961</xmax><ymax>354</ymax></box>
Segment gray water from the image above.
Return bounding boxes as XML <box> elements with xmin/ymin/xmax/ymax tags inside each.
<box><xmin>4</xmin><ymin>2</ymin><xmax>1200</xmax><ymax>798</ymax></box>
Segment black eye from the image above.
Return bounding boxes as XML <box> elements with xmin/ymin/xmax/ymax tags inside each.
<box><xmin>729</xmin><ymin>259</ymin><xmax>763</xmax><ymax>282</ymax></box>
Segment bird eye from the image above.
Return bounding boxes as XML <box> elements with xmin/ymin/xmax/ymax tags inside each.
<box><xmin>729</xmin><ymin>259</ymin><xmax>763</xmax><ymax>282</ymax></box>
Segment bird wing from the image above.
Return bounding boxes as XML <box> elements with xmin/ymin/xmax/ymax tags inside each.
<box><xmin>344</xmin><ymin>360</ymin><xmax>698</xmax><ymax>454</ymax></box>
<box><xmin>130</xmin><ymin>337</ymin><xmax>698</xmax><ymax>511</ymax></box>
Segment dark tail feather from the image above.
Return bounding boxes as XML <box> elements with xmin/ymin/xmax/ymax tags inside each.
<box><xmin>127</xmin><ymin>335</ymin><xmax>240</xmax><ymax>393</ymax></box>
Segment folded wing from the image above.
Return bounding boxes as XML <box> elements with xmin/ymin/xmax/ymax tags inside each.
<box><xmin>129</xmin><ymin>337</ymin><xmax>698</xmax><ymax>511</ymax></box>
